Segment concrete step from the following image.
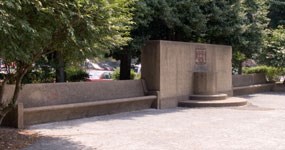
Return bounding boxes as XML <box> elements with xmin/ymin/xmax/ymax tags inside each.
<box><xmin>189</xmin><ymin>94</ymin><xmax>227</xmax><ymax>101</ymax></box>
<box><xmin>178</xmin><ymin>97</ymin><xmax>247</xmax><ymax>108</ymax></box>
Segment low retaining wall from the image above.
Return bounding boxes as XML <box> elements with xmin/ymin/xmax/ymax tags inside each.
<box><xmin>274</xmin><ymin>83</ymin><xmax>285</xmax><ymax>92</ymax></box>
<box><xmin>232</xmin><ymin>73</ymin><xmax>267</xmax><ymax>87</ymax></box>
<box><xmin>2</xmin><ymin>80</ymin><xmax>159</xmax><ymax>128</ymax></box>
<box><xmin>232</xmin><ymin>73</ymin><xmax>275</xmax><ymax>96</ymax></box>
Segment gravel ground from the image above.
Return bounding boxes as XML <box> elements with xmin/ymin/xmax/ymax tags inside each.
<box><xmin>0</xmin><ymin>128</ymin><xmax>39</xmax><ymax>150</ymax></box>
<box><xmin>24</xmin><ymin>92</ymin><xmax>285</xmax><ymax>150</ymax></box>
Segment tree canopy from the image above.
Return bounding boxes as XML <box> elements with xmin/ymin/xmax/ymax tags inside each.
<box><xmin>0</xmin><ymin>0</ymin><xmax>134</xmax><ymax>124</ymax></box>
<box><xmin>268</xmin><ymin>0</ymin><xmax>285</xmax><ymax>28</ymax></box>
<box><xmin>260</xmin><ymin>27</ymin><xmax>285</xmax><ymax>67</ymax></box>
<box><xmin>111</xmin><ymin>0</ymin><xmax>269</xmax><ymax>77</ymax></box>
<box><xmin>259</xmin><ymin>0</ymin><xmax>285</xmax><ymax>68</ymax></box>
<box><xmin>0</xmin><ymin>0</ymin><xmax>133</xmax><ymax>64</ymax></box>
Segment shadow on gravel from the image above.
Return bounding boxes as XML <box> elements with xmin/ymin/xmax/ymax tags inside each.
<box><xmin>23</xmin><ymin>136</ymin><xmax>95</xmax><ymax>150</ymax></box>
<box><xmin>238</xmin><ymin>92</ymin><xmax>285</xmax><ymax>99</ymax></box>
<box><xmin>28</xmin><ymin>92</ymin><xmax>285</xmax><ymax>130</ymax></box>
<box><xmin>0</xmin><ymin>127</ymin><xmax>39</xmax><ymax>150</ymax></box>
<box><xmin>230</xmin><ymin>102</ymin><xmax>275</xmax><ymax>111</ymax></box>
<box><xmin>28</xmin><ymin>108</ymin><xmax>187</xmax><ymax>130</ymax></box>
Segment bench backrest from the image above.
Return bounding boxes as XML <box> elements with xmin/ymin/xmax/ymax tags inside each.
<box><xmin>232</xmin><ymin>73</ymin><xmax>267</xmax><ymax>87</ymax></box>
<box><xmin>5</xmin><ymin>80</ymin><xmax>147</xmax><ymax>108</ymax></box>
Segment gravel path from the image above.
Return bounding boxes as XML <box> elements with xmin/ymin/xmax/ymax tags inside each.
<box><xmin>24</xmin><ymin>92</ymin><xmax>285</xmax><ymax>150</ymax></box>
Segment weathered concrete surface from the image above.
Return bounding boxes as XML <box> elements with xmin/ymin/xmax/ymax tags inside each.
<box><xmin>233</xmin><ymin>73</ymin><xmax>267</xmax><ymax>87</ymax></box>
<box><xmin>2</xmin><ymin>80</ymin><xmax>158</xmax><ymax>127</ymax></box>
<box><xmin>193</xmin><ymin>72</ymin><xmax>217</xmax><ymax>95</ymax></box>
<box><xmin>233</xmin><ymin>83</ymin><xmax>275</xmax><ymax>96</ymax></box>
<box><xmin>141</xmin><ymin>41</ymin><xmax>232</xmax><ymax>108</ymax></box>
<box><xmin>25</xmin><ymin>92</ymin><xmax>285</xmax><ymax>150</ymax></box>
<box><xmin>5</xmin><ymin>80</ymin><xmax>147</xmax><ymax>108</ymax></box>
<box><xmin>232</xmin><ymin>74</ymin><xmax>275</xmax><ymax>96</ymax></box>
<box><xmin>274</xmin><ymin>83</ymin><xmax>285</xmax><ymax>92</ymax></box>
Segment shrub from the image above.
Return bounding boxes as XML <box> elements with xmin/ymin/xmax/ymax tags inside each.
<box><xmin>66</xmin><ymin>66</ymin><xmax>89</xmax><ymax>82</ymax></box>
<box><xmin>243</xmin><ymin>65</ymin><xmax>285</xmax><ymax>82</ymax></box>
<box><xmin>111</xmin><ymin>68</ymin><xmax>137</xmax><ymax>80</ymax></box>
<box><xmin>22</xmin><ymin>66</ymin><xmax>55</xmax><ymax>83</ymax></box>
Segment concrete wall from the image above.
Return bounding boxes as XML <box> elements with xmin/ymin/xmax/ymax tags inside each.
<box><xmin>232</xmin><ymin>74</ymin><xmax>275</xmax><ymax>96</ymax></box>
<box><xmin>142</xmin><ymin>40</ymin><xmax>232</xmax><ymax>108</ymax></box>
<box><xmin>232</xmin><ymin>73</ymin><xmax>267</xmax><ymax>87</ymax></box>
<box><xmin>274</xmin><ymin>83</ymin><xmax>285</xmax><ymax>92</ymax></box>
<box><xmin>3</xmin><ymin>80</ymin><xmax>146</xmax><ymax>108</ymax></box>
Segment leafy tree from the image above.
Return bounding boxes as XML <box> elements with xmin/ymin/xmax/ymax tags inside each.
<box><xmin>268</xmin><ymin>0</ymin><xmax>285</xmax><ymax>28</ymax></box>
<box><xmin>109</xmin><ymin>0</ymin><xmax>155</xmax><ymax>80</ymax></box>
<box><xmin>112</xmin><ymin>0</ymin><xmax>270</xmax><ymax>77</ymax></box>
<box><xmin>260</xmin><ymin>27</ymin><xmax>285</xmax><ymax>68</ymax></box>
<box><xmin>111</xmin><ymin>0</ymin><xmax>209</xmax><ymax>79</ymax></box>
<box><xmin>264</xmin><ymin>0</ymin><xmax>285</xmax><ymax>83</ymax></box>
<box><xmin>0</xmin><ymin>0</ymin><xmax>133</xmax><ymax>124</ymax></box>
<box><xmin>234</xmin><ymin>0</ymin><xmax>269</xmax><ymax>74</ymax></box>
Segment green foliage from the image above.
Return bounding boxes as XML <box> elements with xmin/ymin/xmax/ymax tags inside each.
<box><xmin>232</xmin><ymin>51</ymin><xmax>247</xmax><ymax>74</ymax></box>
<box><xmin>111</xmin><ymin>68</ymin><xmax>120</xmax><ymax>80</ymax></box>
<box><xmin>237</xmin><ymin>0</ymin><xmax>269</xmax><ymax>57</ymax></box>
<box><xmin>136</xmin><ymin>73</ymin><xmax>141</xmax><ymax>80</ymax></box>
<box><xmin>243</xmin><ymin>65</ymin><xmax>285</xmax><ymax>81</ymax></box>
<box><xmin>228</xmin><ymin>0</ymin><xmax>269</xmax><ymax>74</ymax></box>
<box><xmin>259</xmin><ymin>26</ymin><xmax>285</xmax><ymax>67</ymax></box>
<box><xmin>22</xmin><ymin>66</ymin><xmax>55</xmax><ymax>84</ymax></box>
<box><xmin>112</xmin><ymin>0</ymin><xmax>246</xmax><ymax>77</ymax></box>
<box><xmin>112</xmin><ymin>68</ymin><xmax>136</xmax><ymax>80</ymax></box>
<box><xmin>268</xmin><ymin>0</ymin><xmax>285</xmax><ymax>28</ymax></box>
<box><xmin>0</xmin><ymin>0</ymin><xmax>134</xmax><ymax>124</ymax></box>
<box><xmin>66</xmin><ymin>66</ymin><xmax>89</xmax><ymax>82</ymax></box>
<box><xmin>112</xmin><ymin>0</ymin><xmax>269</xmax><ymax>68</ymax></box>
<box><xmin>0</xmin><ymin>0</ymin><xmax>134</xmax><ymax>70</ymax></box>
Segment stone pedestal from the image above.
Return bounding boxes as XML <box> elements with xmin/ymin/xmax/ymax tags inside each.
<box><xmin>193</xmin><ymin>72</ymin><xmax>217</xmax><ymax>95</ymax></box>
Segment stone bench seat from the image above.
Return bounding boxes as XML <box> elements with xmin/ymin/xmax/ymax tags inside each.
<box><xmin>3</xmin><ymin>80</ymin><xmax>159</xmax><ymax>128</ymax></box>
<box><xmin>24</xmin><ymin>95</ymin><xmax>157</xmax><ymax>113</ymax></box>
<box><xmin>22</xmin><ymin>95</ymin><xmax>157</xmax><ymax>126</ymax></box>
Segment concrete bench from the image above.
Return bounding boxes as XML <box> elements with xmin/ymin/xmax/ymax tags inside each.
<box><xmin>2</xmin><ymin>80</ymin><xmax>159</xmax><ymax>128</ymax></box>
<box><xmin>232</xmin><ymin>73</ymin><xmax>267</xmax><ymax>87</ymax></box>
<box><xmin>274</xmin><ymin>83</ymin><xmax>285</xmax><ymax>92</ymax></box>
<box><xmin>232</xmin><ymin>73</ymin><xmax>276</xmax><ymax>96</ymax></box>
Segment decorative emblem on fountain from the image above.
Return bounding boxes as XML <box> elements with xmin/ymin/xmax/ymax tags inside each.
<box><xmin>195</xmin><ymin>47</ymin><xmax>206</xmax><ymax>65</ymax></box>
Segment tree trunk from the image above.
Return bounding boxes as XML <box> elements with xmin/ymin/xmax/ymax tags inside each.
<box><xmin>0</xmin><ymin>105</ymin><xmax>13</xmax><ymax>124</ymax></box>
<box><xmin>0</xmin><ymin>79</ymin><xmax>8</xmax><ymax>104</ymax></box>
<box><xmin>0</xmin><ymin>80</ymin><xmax>9</xmax><ymax>124</ymax></box>
<box><xmin>0</xmin><ymin>65</ymin><xmax>31</xmax><ymax>125</ymax></box>
<box><xmin>55</xmin><ymin>52</ymin><xmax>66</xmax><ymax>82</ymax></box>
<box><xmin>119</xmin><ymin>51</ymin><xmax>131</xmax><ymax>80</ymax></box>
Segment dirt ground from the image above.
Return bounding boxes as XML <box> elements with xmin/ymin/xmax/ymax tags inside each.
<box><xmin>0</xmin><ymin>127</ymin><xmax>39</xmax><ymax>150</ymax></box>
